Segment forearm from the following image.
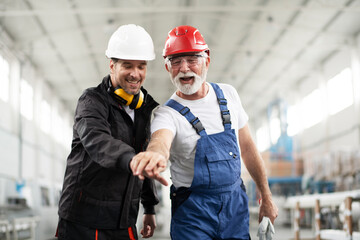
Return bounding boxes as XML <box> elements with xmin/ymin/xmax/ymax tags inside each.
<box><xmin>238</xmin><ymin>125</ymin><xmax>272</xmax><ymax>200</ymax></box>
<box><xmin>130</xmin><ymin>129</ymin><xmax>173</xmax><ymax>186</ymax></box>
<box><xmin>146</xmin><ymin>132</ymin><xmax>172</xmax><ymax>160</ymax></box>
<box><xmin>141</xmin><ymin>178</ymin><xmax>159</xmax><ymax>214</ymax></box>
<box><xmin>76</xmin><ymin>114</ymin><xmax>135</xmax><ymax>172</ymax></box>
<box><xmin>239</xmin><ymin>125</ymin><xmax>278</xmax><ymax>222</ymax></box>
<box><xmin>242</xmin><ymin>145</ymin><xmax>272</xmax><ymax>200</ymax></box>
<box><xmin>243</xmin><ymin>142</ymin><xmax>279</xmax><ymax>223</ymax></box>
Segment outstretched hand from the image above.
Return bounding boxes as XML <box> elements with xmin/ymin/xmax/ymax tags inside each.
<box><xmin>130</xmin><ymin>151</ymin><xmax>168</xmax><ymax>186</ymax></box>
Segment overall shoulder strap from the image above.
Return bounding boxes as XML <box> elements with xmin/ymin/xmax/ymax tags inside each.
<box><xmin>165</xmin><ymin>99</ymin><xmax>206</xmax><ymax>136</ymax></box>
<box><xmin>210</xmin><ymin>83</ymin><xmax>231</xmax><ymax>130</ymax></box>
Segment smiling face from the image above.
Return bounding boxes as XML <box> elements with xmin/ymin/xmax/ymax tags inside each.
<box><xmin>166</xmin><ymin>52</ymin><xmax>210</xmax><ymax>97</ymax></box>
<box><xmin>170</xmin><ymin>62</ymin><xmax>207</xmax><ymax>95</ymax></box>
<box><xmin>110</xmin><ymin>59</ymin><xmax>147</xmax><ymax>95</ymax></box>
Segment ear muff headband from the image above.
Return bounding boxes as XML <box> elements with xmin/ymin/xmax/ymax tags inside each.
<box><xmin>114</xmin><ymin>87</ymin><xmax>144</xmax><ymax>109</ymax></box>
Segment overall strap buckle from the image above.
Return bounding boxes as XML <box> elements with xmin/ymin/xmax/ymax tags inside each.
<box><xmin>190</xmin><ymin>117</ymin><xmax>205</xmax><ymax>134</ymax></box>
<box><xmin>221</xmin><ymin>110</ymin><xmax>231</xmax><ymax>125</ymax></box>
<box><xmin>179</xmin><ymin>106</ymin><xmax>190</xmax><ymax>116</ymax></box>
<box><xmin>217</xmin><ymin>98</ymin><xmax>227</xmax><ymax>105</ymax></box>
<box><xmin>210</xmin><ymin>83</ymin><xmax>232</xmax><ymax>130</ymax></box>
<box><xmin>165</xmin><ymin>99</ymin><xmax>206</xmax><ymax>136</ymax></box>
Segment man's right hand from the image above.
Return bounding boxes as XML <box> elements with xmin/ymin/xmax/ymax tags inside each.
<box><xmin>130</xmin><ymin>151</ymin><xmax>168</xmax><ymax>186</ymax></box>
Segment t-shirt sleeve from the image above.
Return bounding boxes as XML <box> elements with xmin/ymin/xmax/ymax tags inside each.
<box><xmin>224</xmin><ymin>84</ymin><xmax>249</xmax><ymax>129</ymax></box>
<box><xmin>151</xmin><ymin>106</ymin><xmax>177</xmax><ymax>135</ymax></box>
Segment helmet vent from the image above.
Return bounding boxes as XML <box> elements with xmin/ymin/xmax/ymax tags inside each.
<box><xmin>175</xmin><ymin>28</ymin><xmax>188</xmax><ymax>36</ymax></box>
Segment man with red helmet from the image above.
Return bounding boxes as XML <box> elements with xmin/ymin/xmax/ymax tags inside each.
<box><xmin>130</xmin><ymin>25</ymin><xmax>278</xmax><ymax>240</ymax></box>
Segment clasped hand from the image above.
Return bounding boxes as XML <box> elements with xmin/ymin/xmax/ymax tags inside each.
<box><xmin>130</xmin><ymin>152</ymin><xmax>168</xmax><ymax>186</ymax></box>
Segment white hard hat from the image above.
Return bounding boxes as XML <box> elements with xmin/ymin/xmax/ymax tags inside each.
<box><xmin>105</xmin><ymin>24</ymin><xmax>155</xmax><ymax>61</ymax></box>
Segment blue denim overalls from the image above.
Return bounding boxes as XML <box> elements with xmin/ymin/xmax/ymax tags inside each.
<box><xmin>166</xmin><ymin>83</ymin><xmax>250</xmax><ymax>240</ymax></box>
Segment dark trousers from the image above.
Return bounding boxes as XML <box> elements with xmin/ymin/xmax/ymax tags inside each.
<box><xmin>56</xmin><ymin>218</ymin><xmax>138</xmax><ymax>240</ymax></box>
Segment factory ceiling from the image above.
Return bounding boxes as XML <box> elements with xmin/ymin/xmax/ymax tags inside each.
<box><xmin>1</xmin><ymin>0</ymin><xmax>360</xmax><ymax>123</ymax></box>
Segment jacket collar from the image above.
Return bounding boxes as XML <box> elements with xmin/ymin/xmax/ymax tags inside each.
<box><xmin>101</xmin><ymin>75</ymin><xmax>158</xmax><ymax>112</ymax></box>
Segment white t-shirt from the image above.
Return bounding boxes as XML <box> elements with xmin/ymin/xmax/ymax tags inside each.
<box><xmin>124</xmin><ymin>105</ymin><xmax>134</xmax><ymax>121</ymax></box>
<box><xmin>151</xmin><ymin>82</ymin><xmax>249</xmax><ymax>188</ymax></box>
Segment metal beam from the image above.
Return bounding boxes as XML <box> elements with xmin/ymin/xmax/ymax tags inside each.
<box><xmin>1</xmin><ymin>5</ymin><xmax>360</xmax><ymax>17</ymax></box>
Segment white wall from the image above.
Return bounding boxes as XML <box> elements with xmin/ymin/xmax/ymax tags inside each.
<box><xmin>0</xmin><ymin>31</ymin><xmax>71</xmax><ymax>239</ymax></box>
<box><xmin>0</xmin><ymin>55</ymin><xmax>70</xmax><ymax>204</ymax></box>
<box><xmin>252</xmin><ymin>32</ymin><xmax>360</xmax><ymax>184</ymax></box>
<box><xmin>299</xmin><ymin>37</ymin><xmax>360</xmax><ymax>154</ymax></box>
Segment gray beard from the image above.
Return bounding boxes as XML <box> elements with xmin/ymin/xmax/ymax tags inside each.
<box><xmin>170</xmin><ymin>65</ymin><xmax>207</xmax><ymax>95</ymax></box>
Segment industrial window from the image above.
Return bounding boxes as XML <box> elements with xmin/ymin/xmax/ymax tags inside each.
<box><xmin>40</xmin><ymin>100</ymin><xmax>51</xmax><ymax>133</ymax></box>
<box><xmin>63</xmin><ymin>120</ymin><xmax>72</xmax><ymax>149</ymax></box>
<box><xmin>51</xmin><ymin>106</ymin><xmax>72</xmax><ymax>147</ymax></box>
<box><xmin>301</xmin><ymin>89</ymin><xmax>324</xmax><ymax>129</ymax></box>
<box><xmin>20</xmin><ymin>79</ymin><xmax>34</xmax><ymax>120</ymax></box>
<box><xmin>52</xmin><ymin>109</ymin><xmax>63</xmax><ymax>143</ymax></box>
<box><xmin>327</xmin><ymin>68</ymin><xmax>353</xmax><ymax>115</ymax></box>
<box><xmin>256</xmin><ymin>125</ymin><xmax>270</xmax><ymax>152</ymax></box>
<box><xmin>0</xmin><ymin>55</ymin><xmax>10</xmax><ymax>102</ymax></box>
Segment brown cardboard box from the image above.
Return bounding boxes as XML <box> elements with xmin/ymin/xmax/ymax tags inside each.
<box><xmin>294</xmin><ymin>158</ymin><xmax>304</xmax><ymax>176</ymax></box>
<box><xmin>261</xmin><ymin>151</ymin><xmax>294</xmax><ymax>177</ymax></box>
<box><xmin>268</xmin><ymin>160</ymin><xmax>293</xmax><ymax>177</ymax></box>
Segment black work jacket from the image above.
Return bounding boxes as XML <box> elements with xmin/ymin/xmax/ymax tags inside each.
<box><xmin>58</xmin><ymin>75</ymin><xmax>159</xmax><ymax>229</ymax></box>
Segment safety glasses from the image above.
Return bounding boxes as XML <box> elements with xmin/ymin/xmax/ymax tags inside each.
<box><xmin>166</xmin><ymin>54</ymin><xmax>206</xmax><ymax>69</ymax></box>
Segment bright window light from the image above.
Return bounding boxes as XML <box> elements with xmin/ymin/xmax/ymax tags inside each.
<box><xmin>287</xmin><ymin>104</ymin><xmax>302</xmax><ymax>136</ymax></box>
<box><xmin>256</xmin><ymin>125</ymin><xmax>270</xmax><ymax>152</ymax></box>
<box><xmin>301</xmin><ymin>89</ymin><xmax>324</xmax><ymax>129</ymax></box>
<box><xmin>20</xmin><ymin>79</ymin><xmax>34</xmax><ymax>120</ymax></box>
<box><xmin>327</xmin><ymin>68</ymin><xmax>353</xmax><ymax>115</ymax></box>
<box><xmin>52</xmin><ymin>109</ymin><xmax>63</xmax><ymax>143</ymax></box>
<box><xmin>63</xmin><ymin>122</ymin><xmax>72</xmax><ymax>148</ymax></box>
<box><xmin>0</xmin><ymin>55</ymin><xmax>10</xmax><ymax>102</ymax></box>
<box><xmin>62</xmin><ymin>118</ymin><xmax>73</xmax><ymax>149</ymax></box>
<box><xmin>40</xmin><ymin>100</ymin><xmax>51</xmax><ymax>133</ymax></box>
<box><xmin>270</xmin><ymin>117</ymin><xmax>281</xmax><ymax>145</ymax></box>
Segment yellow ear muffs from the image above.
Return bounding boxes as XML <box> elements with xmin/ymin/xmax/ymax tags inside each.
<box><xmin>113</xmin><ymin>87</ymin><xmax>144</xmax><ymax>109</ymax></box>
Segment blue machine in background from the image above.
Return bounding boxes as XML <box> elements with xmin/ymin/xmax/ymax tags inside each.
<box><xmin>247</xmin><ymin>98</ymin><xmax>297</xmax><ymax>206</ymax></box>
<box><xmin>246</xmin><ymin>98</ymin><xmax>335</xmax><ymax>206</ymax></box>
<box><xmin>267</xmin><ymin>98</ymin><xmax>293</xmax><ymax>162</ymax></box>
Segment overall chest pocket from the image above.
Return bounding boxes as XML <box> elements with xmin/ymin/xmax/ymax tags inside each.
<box><xmin>205</xmin><ymin>146</ymin><xmax>241</xmax><ymax>188</ymax></box>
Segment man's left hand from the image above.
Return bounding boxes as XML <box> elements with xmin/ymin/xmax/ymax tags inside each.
<box><xmin>141</xmin><ymin>214</ymin><xmax>156</xmax><ymax>238</ymax></box>
<box><xmin>258</xmin><ymin>197</ymin><xmax>278</xmax><ymax>224</ymax></box>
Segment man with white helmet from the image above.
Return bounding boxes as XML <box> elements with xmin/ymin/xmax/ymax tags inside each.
<box><xmin>130</xmin><ymin>25</ymin><xmax>278</xmax><ymax>239</ymax></box>
<box><xmin>57</xmin><ymin>24</ymin><xmax>159</xmax><ymax>239</ymax></box>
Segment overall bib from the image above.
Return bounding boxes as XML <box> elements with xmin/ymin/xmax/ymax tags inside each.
<box><xmin>166</xmin><ymin>83</ymin><xmax>250</xmax><ymax>240</ymax></box>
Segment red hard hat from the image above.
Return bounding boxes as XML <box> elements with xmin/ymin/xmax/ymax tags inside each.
<box><xmin>162</xmin><ymin>25</ymin><xmax>209</xmax><ymax>57</ymax></box>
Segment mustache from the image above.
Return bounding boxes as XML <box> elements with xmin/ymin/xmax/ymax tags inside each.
<box><xmin>175</xmin><ymin>71</ymin><xmax>197</xmax><ymax>80</ymax></box>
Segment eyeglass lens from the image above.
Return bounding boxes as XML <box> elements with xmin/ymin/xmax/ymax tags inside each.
<box><xmin>169</xmin><ymin>55</ymin><xmax>203</xmax><ymax>68</ymax></box>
